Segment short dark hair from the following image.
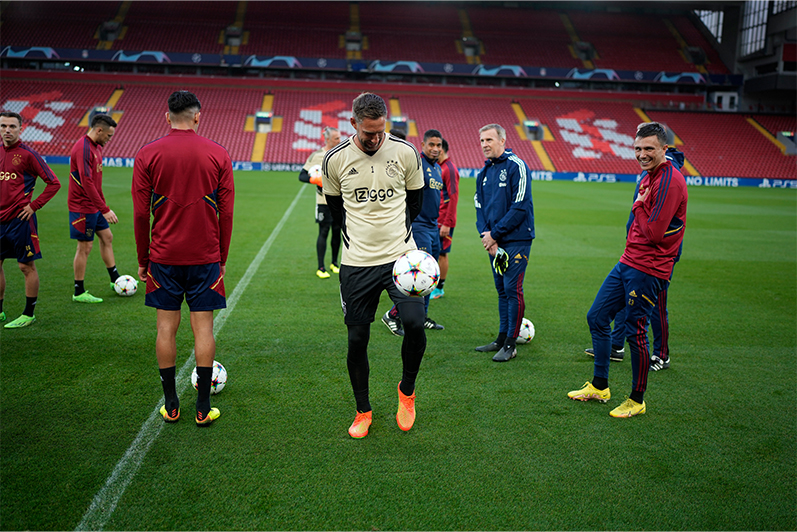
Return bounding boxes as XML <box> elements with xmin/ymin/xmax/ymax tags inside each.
<box><xmin>636</xmin><ymin>122</ymin><xmax>667</xmax><ymax>146</ymax></box>
<box><xmin>0</xmin><ymin>111</ymin><xmax>22</xmax><ymax>125</ymax></box>
<box><xmin>352</xmin><ymin>92</ymin><xmax>387</xmax><ymax>123</ymax></box>
<box><xmin>441</xmin><ymin>138</ymin><xmax>449</xmax><ymax>153</ymax></box>
<box><xmin>423</xmin><ymin>129</ymin><xmax>442</xmax><ymax>141</ymax></box>
<box><xmin>389</xmin><ymin>129</ymin><xmax>406</xmax><ymax>140</ymax></box>
<box><xmin>91</xmin><ymin>114</ymin><xmax>117</xmax><ymax>129</ymax></box>
<box><xmin>168</xmin><ymin>90</ymin><xmax>201</xmax><ymax>116</ymax></box>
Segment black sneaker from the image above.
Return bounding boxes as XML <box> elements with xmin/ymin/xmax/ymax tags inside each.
<box><xmin>584</xmin><ymin>347</ymin><xmax>625</xmax><ymax>362</ymax></box>
<box><xmin>650</xmin><ymin>355</ymin><xmax>670</xmax><ymax>371</ymax></box>
<box><xmin>381</xmin><ymin>311</ymin><xmax>404</xmax><ymax>337</ymax></box>
<box><xmin>475</xmin><ymin>341</ymin><xmax>502</xmax><ymax>352</ymax></box>
<box><xmin>424</xmin><ymin>317</ymin><xmax>444</xmax><ymax>330</ymax></box>
<box><xmin>492</xmin><ymin>345</ymin><xmax>517</xmax><ymax>362</ymax></box>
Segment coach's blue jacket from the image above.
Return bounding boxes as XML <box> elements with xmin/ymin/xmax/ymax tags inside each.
<box><xmin>475</xmin><ymin>148</ymin><xmax>535</xmax><ymax>244</ymax></box>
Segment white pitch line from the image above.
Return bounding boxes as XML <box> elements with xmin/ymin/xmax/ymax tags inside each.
<box><xmin>75</xmin><ymin>186</ymin><xmax>306</xmax><ymax>531</ymax></box>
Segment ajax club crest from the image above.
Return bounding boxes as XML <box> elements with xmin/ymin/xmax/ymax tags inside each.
<box><xmin>385</xmin><ymin>160</ymin><xmax>400</xmax><ymax>179</ymax></box>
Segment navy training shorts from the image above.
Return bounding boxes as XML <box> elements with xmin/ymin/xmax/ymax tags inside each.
<box><xmin>0</xmin><ymin>215</ymin><xmax>41</xmax><ymax>263</ymax></box>
<box><xmin>144</xmin><ymin>262</ymin><xmax>226</xmax><ymax>311</ymax></box>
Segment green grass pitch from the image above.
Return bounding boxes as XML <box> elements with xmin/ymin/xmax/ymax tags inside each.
<box><xmin>1</xmin><ymin>165</ymin><xmax>794</xmax><ymax>530</ymax></box>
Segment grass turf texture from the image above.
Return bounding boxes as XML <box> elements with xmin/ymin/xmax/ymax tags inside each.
<box><xmin>1</xmin><ymin>166</ymin><xmax>794</xmax><ymax>530</ymax></box>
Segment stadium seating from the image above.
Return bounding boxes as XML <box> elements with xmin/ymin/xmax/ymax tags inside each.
<box><xmin>567</xmin><ymin>11</ymin><xmax>694</xmax><ymax>73</ymax></box>
<box><xmin>520</xmin><ymin>99</ymin><xmax>645</xmax><ymax>174</ymax></box>
<box><xmin>0</xmin><ymin>80</ymin><xmax>116</xmax><ymax>156</ymax></box>
<box><xmin>358</xmin><ymin>2</ymin><xmax>464</xmax><ymax>64</ymax></box>
<box><xmin>0</xmin><ymin>2</ymin><xmax>111</xmax><ymax>50</ymax></box>
<box><xmin>113</xmin><ymin>2</ymin><xmax>236</xmax><ymax>54</ymax></box>
<box><xmin>0</xmin><ymin>2</ymin><xmax>733</xmax><ymax>77</ymax></box>
<box><xmin>646</xmin><ymin>111</ymin><xmax>796</xmax><ymax>178</ymax></box>
<box><xmin>669</xmin><ymin>15</ymin><xmax>730</xmax><ymax>75</ymax></box>
<box><xmin>751</xmin><ymin>114</ymin><xmax>797</xmax><ymax>137</ymax></box>
<box><xmin>467</xmin><ymin>7</ymin><xmax>582</xmax><ymax>68</ymax></box>
<box><xmin>100</xmin><ymin>85</ymin><xmax>262</xmax><ymax>162</ymax></box>
<box><xmin>396</xmin><ymin>94</ymin><xmax>541</xmax><ymax>170</ymax></box>
<box><xmin>3</xmin><ymin>75</ymin><xmax>792</xmax><ymax>180</ymax></box>
<box><xmin>243</xmin><ymin>2</ymin><xmax>348</xmax><ymax>58</ymax></box>
<box><xmin>262</xmin><ymin>90</ymin><xmax>361</xmax><ymax>164</ymax></box>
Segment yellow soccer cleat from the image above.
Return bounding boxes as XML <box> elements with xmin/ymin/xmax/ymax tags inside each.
<box><xmin>348</xmin><ymin>411</ymin><xmax>372</xmax><ymax>439</ymax></box>
<box><xmin>610</xmin><ymin>398</ymin><xmax>646</xmax><ymax>418</ymax></box>
<box><xmin>196</xmin><ymin>407</ymin><xmax>220</xmax><ymax>427</ymax></box>
<box><xmin>329</xmin><ymin>263</ymin><xmax>340</xmax><ymax>274</ymax></box>
<box><xmin>160</xmin><ymin>405</ymin><xmax>180</xmax><ymax>423</ymax></box>
<box><xmin>316</xmin><ymin>269</ymin><xmax>331</xmax><ymax>279</ymax></box>
<box><xmin>568</xmin><ymin>381</ymin><xmax>611</xmax><ymax>403</ymax></box>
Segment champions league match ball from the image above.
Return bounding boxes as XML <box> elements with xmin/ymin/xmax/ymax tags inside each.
<box><xmin>113</xmin><ymin>275</ymin><xmax>138</xmax><ymax>297</ymax></box>
<box><xmin>192</xmin><ymin>361</ymin><xmax>227</xmax><ymax>395</ymax></box>
<box><xmin>308</xmin><ymin>164</ymin><xmax>323</xmax><ymax>179</ymax></box>
<box><xmin>516</xmin><ymin>318</ymin><xmax>535</xmax><ymax>344</ymax></box>
<box><xmin>392</xmin><ymin>249</ymin><xmax>440</xmax><ymax>297</ymax></box>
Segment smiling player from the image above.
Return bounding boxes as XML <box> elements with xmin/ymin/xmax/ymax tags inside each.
<box><xmin>568</xmin><ymin>122</ymin><xmax>688</xmax><ymax>418</ymax></box>
<box><xmin>322</xmin><ymin>92</ymin><xmax>426</xmax><ymax>439</ymax></box>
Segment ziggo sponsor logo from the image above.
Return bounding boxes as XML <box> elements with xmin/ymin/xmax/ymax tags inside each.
<box><xmin>354</xmin><ymin>187</ymin><xmax>395</xmax><ymax>202</ymax></box>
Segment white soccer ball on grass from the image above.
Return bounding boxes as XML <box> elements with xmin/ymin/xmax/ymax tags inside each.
<box><xmin>516</xmin><ymin>318</ymin><xmax>535</xmax><ymax>344</ymax></box>
<box><xmin>191</xmin><ymin>361</ymin><xmax>228</xmax><ymax>395</ymax></box>
<box><xmin>114</xmin><ymin>275</ymin><xmax>138</xmax><ymax>297</ymax></box>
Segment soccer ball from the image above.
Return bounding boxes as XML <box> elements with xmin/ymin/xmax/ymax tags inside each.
<box><xmin>516</xmin><ymin>318</ymin><xmax>535</xmax><ymax>344</ymax></box>
<box><xmin>114</xmin><ymin>275</ymin><xmax>138</xmax><ymax>297</ymax></box>
<box><xmin>191</xmin><ymin>361</ymin><xmax>227</xmax><ymax>395</ymax></box>
<box><xmin>308</xmin><ymin>164</ymin><xmax>323</xmax><ymax>179</ymax></box>
<box><xmin>392</xmin><ymin>249</ymin><xmax>440</xmax><ymax>297</ymax></box>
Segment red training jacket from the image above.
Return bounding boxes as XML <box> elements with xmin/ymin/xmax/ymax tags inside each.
<box><xmin>620</xmin><ymin>159</ymin><xmax>688</xmax><ymax>280</ymax></box>
<box><xmin>0</xmin><ymin>140</ymin><xmax>61</xmax><ymax>223</ymax></box>
<box><xmin>132</xmin><ymin>129</ymin><xmax>235</xmax><ymax>267</ymax></box>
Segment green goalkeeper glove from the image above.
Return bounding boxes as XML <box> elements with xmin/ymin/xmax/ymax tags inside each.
<box><xmin>492</xmin><ymin>247</ymin><xmax>509</xmax><ymax>275</ymax></box>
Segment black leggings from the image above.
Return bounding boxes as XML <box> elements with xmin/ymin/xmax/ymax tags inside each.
<box><xmin>346</xmin><ymin>300</ymin><xmax>426</xmax><ymax>412</ymax></box>
<box><xmin>317</xmin><ymin>221</ymin><xmax>341</xmax><ymax>270</ymax></box>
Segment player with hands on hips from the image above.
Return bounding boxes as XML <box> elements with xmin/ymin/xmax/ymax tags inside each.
<box><xmin>0</xmin><ymin>111</ymin><xmax>62</xmax><ymax>329</ymax></box>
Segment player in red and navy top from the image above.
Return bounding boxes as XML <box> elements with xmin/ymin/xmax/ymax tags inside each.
<box><xmin>68</xmin><ymin>114</ymin><xmax>121</xmax><ymax>304</ymax></box>
<box><xmin>381</xmin><ymin>129</ymin><xmax>445</xmax><ymax>335</ymax></box>
<box><xmin>430</xmin><ymin>138</ymin><xmax>459</xmax><ymax>300</ymax></box>
<box><xmin>586</xmin><ymin>145</ymin><xmax>685</xmax><ymax>370</ymax></box>
<box><xmin>132</xmin><ymin>90</ymin><xmax>235</xmax><ymax>427</ymax></box>
<box><xmin>569</xmin><ymin>122</ymin><xmax>688</xmax><ymax>418</ymax></box>
<box><xmin>0</xmin><ymin>111</ymin><xmax>61</xmax><ymax>329</ymax></box>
